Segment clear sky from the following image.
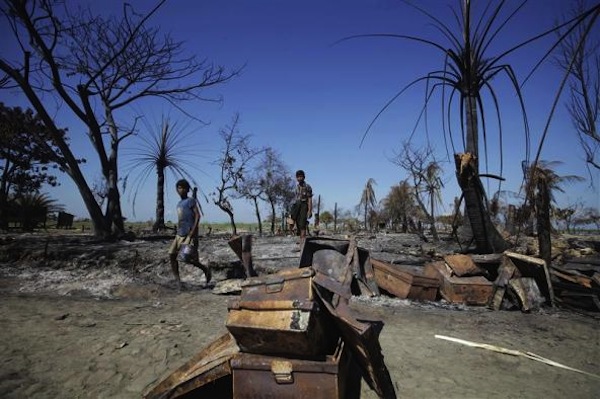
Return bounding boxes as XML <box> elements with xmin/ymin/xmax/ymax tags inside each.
<box><xmin>2</xmin><ymin>0</ymin><xmax>599</xmax><ymax>224</ymax></box>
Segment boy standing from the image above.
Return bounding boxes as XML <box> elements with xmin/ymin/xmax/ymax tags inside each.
<box><xmin>293</xmin><ymin>170</ymin><xmax>313</xmax><ymax>249</ymax></box>
<box><xmin>168</xmin><ymin>179</ymin><xmax>211</xmax><ymax>289</ymax></box>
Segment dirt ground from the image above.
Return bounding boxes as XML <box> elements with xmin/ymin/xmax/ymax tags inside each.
<box><xmin>0</xmin><ymin>232</ymin><xmax>598</xmax><ymax>398</ymax></box>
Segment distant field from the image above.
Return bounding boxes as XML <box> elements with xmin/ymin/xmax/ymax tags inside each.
<box><xmin>8</xmin><ymin>217</ymin><xmax>598</xmax><ymax>236</ymax></box>
<box><xmin>61</xmin><ymin>220</ymin><xmax>264</xmax><ymax>235</ymax></box>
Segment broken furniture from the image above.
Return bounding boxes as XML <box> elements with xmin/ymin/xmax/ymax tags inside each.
<box><xmin>144</xmin><ymin>236</ymin><xmax>396</xmax><ymax>399</ymax></box>
<box><xmin>550</xmin><ymin>257</ymin><xmax>600</xmax><ymax>311</ymax></box>
<box><xmin>489</xmin><ymin>252</ymin><xmax>554</xmax><ymax>311</ymax></box>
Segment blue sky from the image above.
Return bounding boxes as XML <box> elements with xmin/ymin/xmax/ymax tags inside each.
<box><xmin>2</xmin><ymin>0</ymin><xmax>598</xmax><ymax>224</ymax></box>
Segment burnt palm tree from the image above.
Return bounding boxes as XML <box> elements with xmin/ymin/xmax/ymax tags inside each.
<box><xmin>125</xmin><ymin>117</ymin><xmax>201</xmax><ymax>232</ymax></box>
<box><xmin>422</xmin><ymin>161</ymin><xmax>444</xmax><ymax>240</ymax></box>
<box><xmin>344</xmin><ymin>0</ymin><xmax>599</xmax><ymax>253</ymax></box>
<box><xmin>523</xmin><ymin>160</ymin><xmax>584</xmax><ymax>266</ymax></box>
<box><xmin>381</xmin><ymin>180</ymin><xmax>415</xmax><ymax>232</ymax></box>
<box><xmin>359</xmin><ymin>178</ymin><xmax>377</xmax><ymax>231</ymax></box>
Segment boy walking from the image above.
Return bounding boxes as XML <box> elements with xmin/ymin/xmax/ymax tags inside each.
<box><xmin>168</xmin><ymin>179</ymin><xmax>211</xmax><ymax>289</ymax></box>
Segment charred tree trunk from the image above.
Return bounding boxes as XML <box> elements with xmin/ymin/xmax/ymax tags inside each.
<box><xmin>2</xmin><ymin>71</ymin><xmax>110</xmax><ymax>237</ymax></box>
<box><xmin>455</xmin><ymin>153</ymin><xmax>508</xmax><ymax>254</ymax></box>
<box><xmin>0</xmin><ymin>162</ymin><xmax>11</xmax><ymax>230</ymax></box>
<box><xmin>334</xmin><ymin>202</ymin><xmax>338</xmax><ymax>233</ymax></box>
<box><xmin>104</xmin><ymin>110</ymin><xmax>125</xmax><ymax>237</ymax></box>
<box><xmin>269</xmin><ymin>199</ymin><xmax>276</xmax><ymax>235</ymax></box>
<box><xmin>153</xmin><ymin>165</ymin><xmax>166</xmax><ymax>232</ymax></box>
<box><xmin>428</xmin><ymin>193</ymin><xmax>439</xmax><ymax>241</ymax></box>
<box><xmin>253</xmin><ymin>197</ymin><xmax>263</xmax><ymax>236</ymax></box>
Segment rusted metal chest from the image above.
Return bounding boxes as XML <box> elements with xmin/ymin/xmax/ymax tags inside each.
<box><xmin>371</xmin><ymin>258</ymin><xmax>440</xmax><ymax>301</ymax></box>
<box><xmin>425</xmin><ymin>261</ymin><xmax>494</xmax><ymax>306</ymax></box>
<box><xmin>230</xmin><ymin>340</ymin><xmax>361</xmax><ymax>399</ymax></box>
<box><xmin>226</xmin><ymin>267</ymin><xmax>338</xmax><ymax>357</ymax></box>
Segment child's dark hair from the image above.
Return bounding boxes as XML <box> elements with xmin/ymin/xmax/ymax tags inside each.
<box><xmin>176</xmin><ymin>179</ymin><xmax>190</xmax><ymax>189</ymax></box>
<box><xmin>295</xmin><ymin>170</ymin><xmax>305</xmax><ymax>178</ymax></box>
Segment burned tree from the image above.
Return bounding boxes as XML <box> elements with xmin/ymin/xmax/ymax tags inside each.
<box><xmin>256</xmin><ymin>148</ymin><xmax>294</xmax><ymax>235</ymax></box>
<box><xmin>236</xmin><ymin>172</ymin><xmax>265</xmax><ymax>236</ymax></box>
<box><xmin>0</xmin><ymin>0</ymin><xmax>238</xmax><ymax>238</ymax></box>
<box><xmin>358</xmin><ymin>178</ymin><xmax>378</xmax><ymax>232</ymax></box>
<box><xmin>391</xmin><ymin>142</ymin><xmax>443</xmax><ymax>241</ymax></box>
<box><xmin>523</xmin><ymin>161</ymin><xmax>584</xmax><ymax>267</ymax></box>
<box><xmin>125</xmin><ymin>117</ymin><xmax>202</xmax><ymax>232</ymax></box>
<box><xmin>556</xmin><ymin>1</ymin><xmax>600</xmax><ymax>177</ymax></box>
<box><xmin>212</xmin><ymin>115</ymin><xmax>264</xmax><ymax>236</ymax></box>
<box><xmin>344</xmin><ymin>0</ymin><xmax>599</xmax><ymax>253</ymax></box>
<box><xmin>380</xmin><ymin>180</ymin><xmax>416</xmax><ymax>233</ymax></box>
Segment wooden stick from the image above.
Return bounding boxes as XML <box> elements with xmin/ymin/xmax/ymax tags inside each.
<box><xmin>435</xmin><ymin>334</ymin><xmax>600</xmax><ymax>380</ymax></box>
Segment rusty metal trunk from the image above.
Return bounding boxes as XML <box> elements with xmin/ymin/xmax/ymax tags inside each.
<box><xmin>226</xmin><ymin>268</ymin><xmax>338</xmax><ymax>358</ymax></box>
<box><xmin>371</xmin><ymin>258</ymin><xmax>439</xmax><ymax>301</ymax></box>
<box><xmin>230</xmin><ymin>340</ymin><xmax>361</xmax><ymax>399</ymax></box>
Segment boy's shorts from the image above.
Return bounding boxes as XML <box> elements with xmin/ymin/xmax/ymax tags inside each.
<box><xmin>168</xmin><ymin>235</ymin><xmax>191</xmax><ymax>255</ymax></box>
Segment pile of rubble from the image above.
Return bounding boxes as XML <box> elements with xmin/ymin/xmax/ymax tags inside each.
<box><xmin>143</xmin><ymin>234</ymin><xmax>598</xmax><ymax>399</ymax></box>
<box><xmin>367</xmin><ymin>233</ymin><xmax>600</xmax><ymax>313</ymax></box>
<box><xmin>144</xmin><ymin>237</ymin><xmax>397</xmax><ymax>399</ymax></box>
<box><xmin>550</xmin><ymin>256</ymin><xmax>600</xmax><ymax>311</ymax></box>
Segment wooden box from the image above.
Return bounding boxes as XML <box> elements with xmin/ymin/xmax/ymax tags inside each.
<box><xmin>230</xmin><ymin>340</ymin><xmax>361</xmax><ymax>399</ymax></box>
<box><xmin>371</xmin><ymin>259</ymin><xmax>439</xmax><ymax>301</ymax></box>
<box><xmin>425</xmin><ymin>261</ymin><xmax>493</xmax><ymax>306</ymax></box>
<box><xmin>226</xmin><ymin>267</ymin><xmax>337</xmax><ymax>357</ymax></box>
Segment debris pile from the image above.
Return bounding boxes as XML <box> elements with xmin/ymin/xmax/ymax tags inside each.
<box><xmin>143</xmin><ymin>234</ymin><xmax>598</xmax><ymax>399</ymax></box>
<box><xmin>372</xmin><ymin>252</ymin><xmax>556</xmax><ymax>312</ymax></box>
<box><xmin>144</xmin><ymin>237</ymin><xmax>396</xmax><ymax>399</ymax></box>
<box><xmin>488</xmin><ymin>252</ymin><xmax>553</xmax><ymax>311</ymax></box>
<box><xmin>550</xmin><ymin>257</ymin><xmax>600</xmax><ymax>311</ymax></box>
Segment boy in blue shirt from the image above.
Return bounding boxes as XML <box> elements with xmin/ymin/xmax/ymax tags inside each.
<box><xmin>168</xmin><ymin>179</ymin><xmax>211</xmax><ymax>289</ymax></box>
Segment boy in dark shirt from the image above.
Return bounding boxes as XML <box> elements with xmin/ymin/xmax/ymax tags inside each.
<box><xmin>293</xmin><ymin>170</ymin><xmax>313</xmax><ymax>250</ymax></box>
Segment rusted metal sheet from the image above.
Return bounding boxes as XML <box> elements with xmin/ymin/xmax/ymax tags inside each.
<box><xmin>299</xmin><ymin>237</ymin><xmax>351</xmax><ymax>268</ymax></box>
<box><xmin>425</xmin><ymin>261</ymin><xmax>493</xmax><ymax>306</ymax></box>
<box><xmin>314</xmin><ymin>285</ymin><xmax>397</xmax><ymax>399</ymax></box>
<box><xmin>226</xmin><ymin>267</ymin><xmax>338</xmax><ymax>357</ymax></box>
<box><xmin>300</xmin><ymin>237</ymin><xmax>380</xmax><ymax>297</ymax></box>
<box><xmin>230</xmin><ymin>340</ymin><xmax>361</xmax><ymax>399</ymax></box>
<box><xmin>143</xmin><ymin>332</ymin><xmax>239</xmax><ymax>399</ymax></box>
<box><xmin>371</xmin><ymin>258</ymin><xmax>439</xmax><ymax>301</ymax></box>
